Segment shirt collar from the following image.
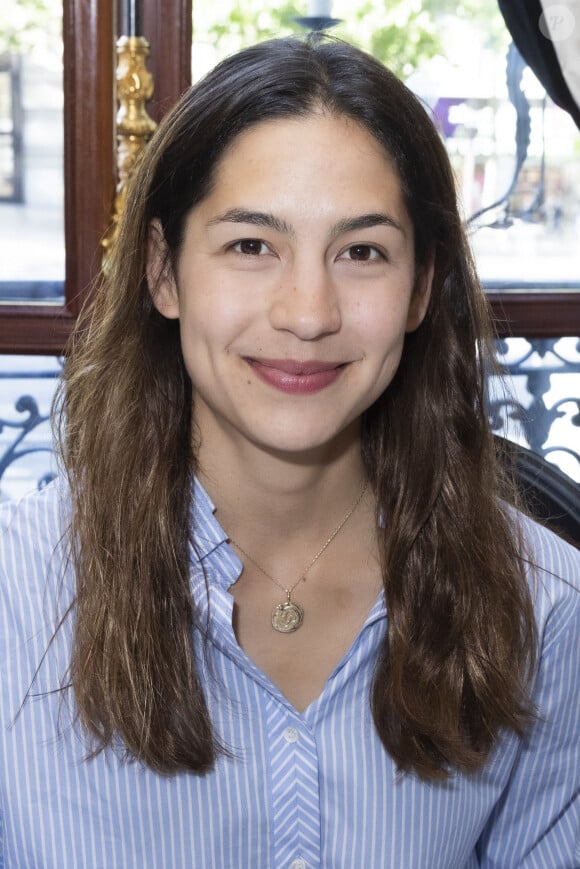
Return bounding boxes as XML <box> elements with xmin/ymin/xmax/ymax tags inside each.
<box><xmin>191</xmin><ymin>477</ymin><xmax>387</xmax><ymax>623</ymax></box>
<box><xmin>191</xmin><ymin>476</ymin><xmax>230</xmax><ymax>562</ymax></box>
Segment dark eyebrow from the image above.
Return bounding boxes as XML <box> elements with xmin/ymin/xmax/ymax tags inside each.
<box><xmin>207</xmin><ymin>208</ymin><xmax>405</xmax><ymax>238</ymax></box>
<box><xmin>331</xmin><ymin>213</ymin><xmax>406</xmax><ymax>238</ymax></box>
<box><xmin>207</xmin><ymin>208</ymin><xmax>293</xmax><ymax>236</ymax></box>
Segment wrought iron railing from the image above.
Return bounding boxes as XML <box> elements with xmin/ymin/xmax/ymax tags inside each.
<box><xmin>0</xmin><ymin>339</ymin><xmax>579</xmax><ymax>500</ymax></box>
<box><xmin>0</xmin><ymin>357</ymin><xmax>60</xmax><ymax>500</ymax></box>
<box><xmin>488</xmin><ymin>337</ymin><xmax>580</xmax><ymax>481</ymax></box>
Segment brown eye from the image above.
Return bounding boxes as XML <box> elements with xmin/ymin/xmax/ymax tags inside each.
<box><xmin>236</xmin><ymin>239</ymin><xmax>266</xmax><ymax>255</ymax></box>
<box><xmin>340</xmin><ymin>244</ymin><xmax>385</xmax><ymax>263</ymax></box>
<box><xmin>350</xmin><ymin>244</ymin><xmax>380</xmax><ymax>261</ymax></box>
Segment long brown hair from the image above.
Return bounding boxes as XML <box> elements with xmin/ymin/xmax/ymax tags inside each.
<box><xmin>55</xmin><ymin>35</ymin><xmax>536</xmax><ymax>779</ymax></box>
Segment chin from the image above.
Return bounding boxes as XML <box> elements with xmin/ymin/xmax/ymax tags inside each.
<box><xmin>249</xmin><ymin>419</ymin><xmax>360</xmax><ymax>460</ymax></box>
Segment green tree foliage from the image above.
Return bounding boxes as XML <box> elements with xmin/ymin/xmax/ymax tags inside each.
<box><xmin>333</xmin><ymin>0</ymin><xmax>440</xmax><ymax>79</ymax></box>
<box><xmin>196</xmin><ymin>0</ymin><xmax>302</xmax><ymax>49</ymax></box>
<box><xmin>194</xmin><ymin>0</ymin><xmax>507</xmax><ymax>77</ymax></box>
<box><xmin>417</xmin><ymin>0</ymin><xmax>507</xmax><ymax>50</ymax></box>
<box><xmin>0</xmin><ymin>0</ymin><xmax>61</xmax><ymax>57</ymax></box>
<box><xmin>195</xmin><ymin>0</ymin><xmax>507</xmax><ymax>81</ymax></box>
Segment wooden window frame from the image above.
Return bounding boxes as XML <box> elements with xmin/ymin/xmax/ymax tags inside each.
<box><xmin>0</xmin><ymin>0</ymin><xmax>192</xmax><ymax>355</ymax></box>
<box><xmin>489</xmin><ymin>293</ymin><xmax>580</xmax><ymax>338</ymax></box>
<box><xmin>0</xmin><ymin>0</ymin><xmax>577</xmax><ymax>351</ymax></box>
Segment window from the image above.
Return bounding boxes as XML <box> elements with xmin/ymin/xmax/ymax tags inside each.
<box><xmin>0</xmin><ymin>0</ymin><xmax>191</xmax><ymax>354</ymax></box>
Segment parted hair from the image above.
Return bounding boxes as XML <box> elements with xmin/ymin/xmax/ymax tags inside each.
<box><xmin>56</xmin><ymin>35</ymin><xmax>536</xmax><ymax>780</ymax></box>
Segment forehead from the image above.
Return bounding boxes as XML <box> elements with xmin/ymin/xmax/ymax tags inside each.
<box><xmin>218</xmin><ymin>111</ymin><xmax>393</xmax><ymax>174</ymax></box>
<box><xmin>196</xmin><ymin>112</ymin><xmax>409</xmax><ymax>226</ymax></box>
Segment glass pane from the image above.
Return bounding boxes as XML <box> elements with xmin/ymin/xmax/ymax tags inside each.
<box><xmin>192</xmin><ymin>0</ymin><xmax>301</xmax><ymax>81</ymax></box>
<box><xmin>376</xmin><ymin>5</ymin><xmax>580</xmax><ymax>290</ymax></box>
<box><xmin>0</xmin><ymin>0</ymin><xmax>64</xmax><ymax>303</ymax></box>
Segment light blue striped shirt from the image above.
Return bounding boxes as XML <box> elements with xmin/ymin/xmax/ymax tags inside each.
<box><xmin>0</xmin><ymin>479</ymin><xmax>579</xmax><ymax>868</ymax></box>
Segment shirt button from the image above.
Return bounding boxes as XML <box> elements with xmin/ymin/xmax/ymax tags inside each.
<box><xmin>283</xmin><ymin>726</ymin><xmax>299</xmax><ymax>744</ymax></box>
<box><xmin>289</xmin><ymin>861</ymin><xmax>306</xmax><ymax>869</ymax></box>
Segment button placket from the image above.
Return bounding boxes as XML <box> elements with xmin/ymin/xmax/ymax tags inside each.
<box><xmin>266</xmin><ymin>699</ymin><xmax>321</xmax><ymax>869</ymax></box>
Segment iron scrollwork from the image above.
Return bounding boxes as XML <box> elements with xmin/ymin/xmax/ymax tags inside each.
<box><xmin>488</xmin><ymin>337</ymin><xmax>580</xmax><ymax>477</ymax></box>
<box><xmin>0</xmin><ymin>364</ymin><xmax>60</xmax><ymax>499</ymax></box>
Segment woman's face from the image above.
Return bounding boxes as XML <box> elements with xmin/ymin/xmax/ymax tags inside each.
<box><xmin>149</xmin><ymin>112</ymin><xmax>432</xmax><ymax>461</ymax></box>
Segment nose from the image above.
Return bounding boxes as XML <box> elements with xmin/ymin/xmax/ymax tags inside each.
<box><xmin>269</xmin><ymin>260</ymin><xmax>341</xmax><ymax>340</ymax></box>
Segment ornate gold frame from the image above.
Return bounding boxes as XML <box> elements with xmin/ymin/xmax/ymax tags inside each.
<box><xmin>102</xmin><ymin>35</ymin><xmax>156</xmax><ymax>264</ymax></box>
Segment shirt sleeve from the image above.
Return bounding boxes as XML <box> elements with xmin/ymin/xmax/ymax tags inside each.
<box><xmin>476</xmin><ymin>575</ymin><xmax>580</xmax><ymax>868</ymax></box>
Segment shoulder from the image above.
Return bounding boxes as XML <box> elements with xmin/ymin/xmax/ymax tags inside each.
<box><xmin>477</xmin><ymin>512</ymin><xmax>579</xmax><ymax>868</ymax></box>
<box><xmin>0</xmin><ymin>478</ymin><xmax>68</xmax><ymax>566</ymax></box>
<box><xmin>0</xmin><ymin>480</ymin><xmax>71</xmax><ymax>658</ymax></box>
<box><xmin>514</xmin><ymin>510</ymin><xmax>579</xmax><ymax>651</ymax></box>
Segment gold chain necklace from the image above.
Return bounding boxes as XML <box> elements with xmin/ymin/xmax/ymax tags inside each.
<box><xmin>229</xmin><ymin>480</ymin><xmax>368</xmax><ymax>634</ymax></box>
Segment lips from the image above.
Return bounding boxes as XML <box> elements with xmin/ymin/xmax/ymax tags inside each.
<box><xmin>245</xmin><ymin>357</ymin><xmax>347</xmax><ymax>394</ymax></box>
<box><xmin>253</xmin><ymin>358</ymin><xmax>343</xmax><ymax>375</ymax></box>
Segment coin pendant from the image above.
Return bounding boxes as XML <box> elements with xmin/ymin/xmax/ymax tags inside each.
<box><xmin>271</xmin><ymin>600</ymin><xmax>304</xmax><ymax>633</ymax></box>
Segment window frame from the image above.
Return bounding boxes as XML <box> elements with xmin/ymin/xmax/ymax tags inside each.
<box><xmin>0</xmin><ymin>0</ymin><xmax>192</xmax><ymax>355</ymax></box>
<box><xmin>489</xmin><ymin>293</ymin><xmax>580</xmax><ymax>337</ymax></box>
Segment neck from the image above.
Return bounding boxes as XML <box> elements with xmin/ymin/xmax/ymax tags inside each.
<box><xmin>195</xmin><ymin>420</ymin><xmax>367</xmax><ymax>553</ymax></box>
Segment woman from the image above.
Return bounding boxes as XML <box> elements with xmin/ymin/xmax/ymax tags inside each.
<box><xmin>1</xmin><ymin>36</ymin><xmax>578</xmax><ymax>868</ymax></box>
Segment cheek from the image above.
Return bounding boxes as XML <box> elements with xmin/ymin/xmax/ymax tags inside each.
<box><xmin>179</xmin><ymin>289</ymin><xmax>245</xmax><ymax>338</ymax></box>
<box><xmin>354</xmin><ymin>298</ymin><xmax>412</xmax><ymax>355</ymax></box>
<box><xmin>177</xmin><ymin>301</ymin><xmax>257</xmax><ymax>383</ymax></box>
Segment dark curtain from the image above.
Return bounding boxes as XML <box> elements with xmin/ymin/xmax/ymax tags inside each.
<box><xmin>498</xmin><ymin>0</ymin><xmax>580</xmax><ymax>129</ymax></box>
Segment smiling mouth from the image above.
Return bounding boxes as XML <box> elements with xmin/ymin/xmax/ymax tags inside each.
<box><xmin>244</xmin><ymin>357</ymin><xmax>348</xmax><ymax>394</ymax></box>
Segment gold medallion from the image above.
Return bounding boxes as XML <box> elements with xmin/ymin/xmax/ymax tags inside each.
<box><xmin>229</xmin><ymin>480</ymin><xmax>367</xmax><ymax>635</ymax></box>
<box><xmin>271</xmin><ymin>600</ymin><xmax>304</xmax><ymax>633</ymax></box>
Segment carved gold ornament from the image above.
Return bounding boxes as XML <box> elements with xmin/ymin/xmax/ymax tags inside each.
<box><xmin>102</xmin><ymin>36</ymin><xmax>156</xmax><ymax>267</ymax></box>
